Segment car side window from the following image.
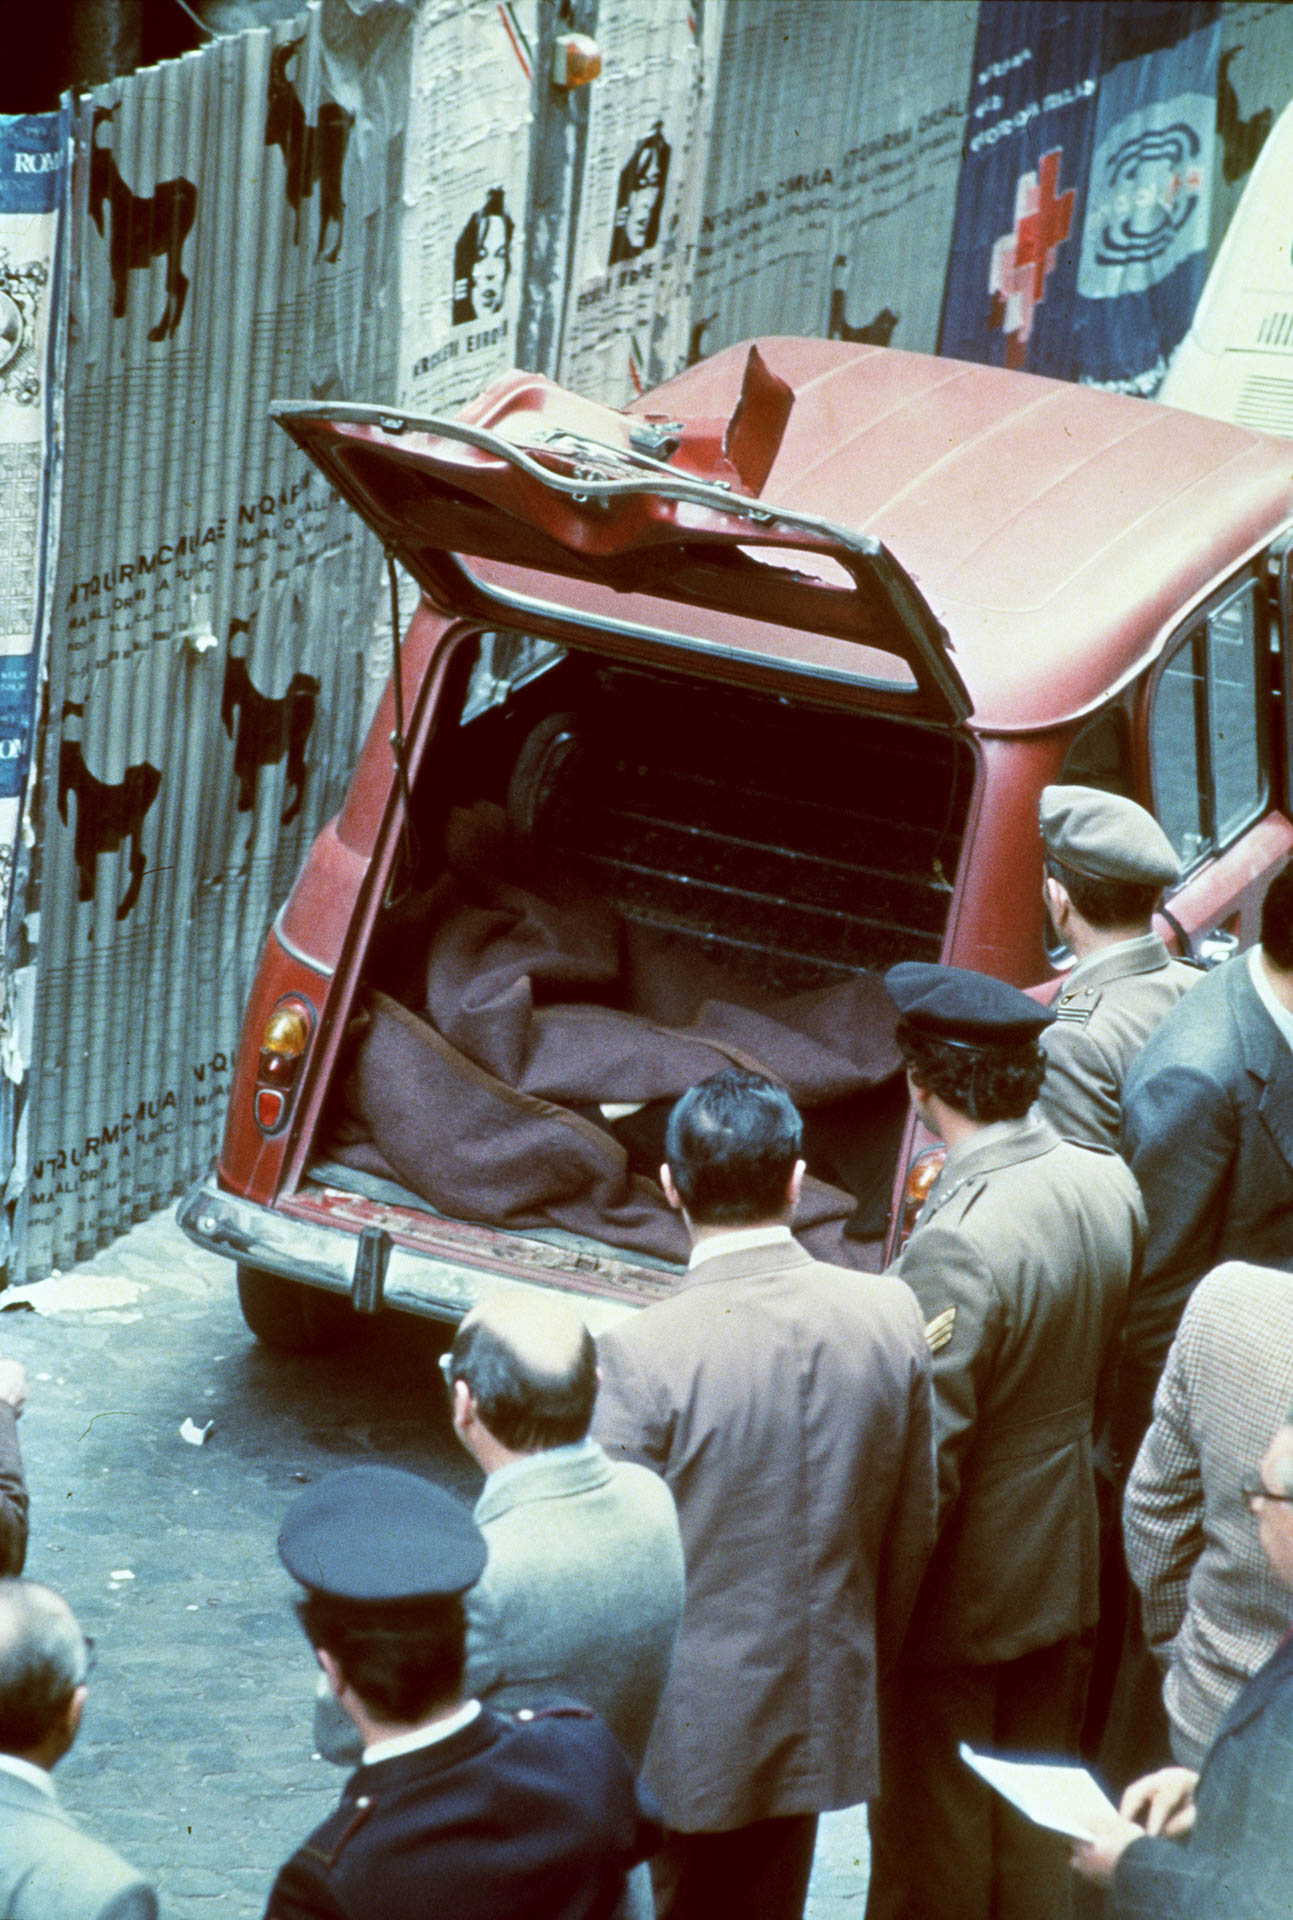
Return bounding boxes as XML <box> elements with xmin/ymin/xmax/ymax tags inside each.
<box><xmin>1059</xmin><ymin>705</ymin><xmax>1133</xmax><ymax>795</ymax></box>
<box><xmin>1149</xmin><ymin>579</ymin><xmax>1264</xmax><ymax>872</ymax></box>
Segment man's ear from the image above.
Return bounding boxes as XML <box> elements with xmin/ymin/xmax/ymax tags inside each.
<box><xmin>316</xmin><ymin>1647</ymin><xmax>346</xmax><ymax>1699</ymax></box>
<box><xmin>787</xmin><ymin>1159</ymin><xmax>805</xmax><ymax>1211</ymax></box>
<box><xmin>451</xmin><ymin>1377</ymin><xmax>475</xmax><ymax>1436</ymax></box>
<box><xmin>64</xmin><ymin>1684</ymin><xmax>87</xmax><ymax>1746</ymax></box>
<box><xmin>1044</xmin><ymin>874</ymin><xmax>1070</xmax><ymax>928</ymax></box>
<box><xmin>660</xmin><ymin>1164</ymin><xmax>683</xmax><ymax>1212</ymax></box>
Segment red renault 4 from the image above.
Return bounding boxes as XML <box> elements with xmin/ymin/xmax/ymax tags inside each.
<box><xmin>179</xmin><ymin>339</ymin><xmax>1293</xmax><ymax>1347</ymax></box>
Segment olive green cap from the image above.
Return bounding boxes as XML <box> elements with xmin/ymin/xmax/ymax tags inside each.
<box><xmin>1040</xmin><ymin>784</ymin><xmax>1181</xmax><ymax>888</ymax></box>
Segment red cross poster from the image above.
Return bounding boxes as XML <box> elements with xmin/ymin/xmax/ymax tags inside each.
<box><xmin>940</xmin><ymin>1</ymin><xmax>1221</xmax><ymax>391</ymax></box>
<box><xmin>939</xmin><ymin>0</ymin><xmax>1103</xmax><ymax>375</ymax></box>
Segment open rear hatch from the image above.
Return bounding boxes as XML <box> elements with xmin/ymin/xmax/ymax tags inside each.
<box><xmin>272</xmin><ymin>345</ymin><xmax>971</xmax><ymax>723</ymax></box>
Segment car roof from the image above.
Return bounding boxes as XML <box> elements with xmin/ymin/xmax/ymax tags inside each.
<box><xmin>642</xmin><ymin>339</ymin><xmax>1293</xmax><ymax>731</ymax></box>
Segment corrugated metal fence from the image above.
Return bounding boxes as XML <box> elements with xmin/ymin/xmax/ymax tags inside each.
<box><xmin>7</xmin><ymin>0</ymin><xmax>1293</xmax><ymax>1275</ymax></box>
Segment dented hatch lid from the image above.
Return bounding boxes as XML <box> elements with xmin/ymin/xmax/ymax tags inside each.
<box><xmin>272</xmin><ymin>346</ymin><xmax>972</xmax><ymax>725</ymax></box>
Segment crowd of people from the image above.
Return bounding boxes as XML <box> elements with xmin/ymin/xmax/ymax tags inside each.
<box><xmin>2</xmin><ymin>781</ymin><xmax>1293</xmax><ymax>1918</ymax></box>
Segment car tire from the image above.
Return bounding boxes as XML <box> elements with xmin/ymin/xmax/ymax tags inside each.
<box><xmin>235</xmin><ymin>1265</ymin><xmax>354</xmax><ymax>1353</ymax></box>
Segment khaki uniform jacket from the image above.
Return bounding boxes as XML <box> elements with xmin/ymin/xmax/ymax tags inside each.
<box><xmin>1038</xmin><ymin>934</ymin><xmax>1199</xmax><ymax>1149</ymax></box>
<box><xmin>592</xmin><ymin>1240</ymin><xmax>936</xmax><ymax>1832</ymax></box>
<box><xmin>889</xmin><ymin>1113</ymin><xmax>1145</xmax><ymax>1665</ymax></box>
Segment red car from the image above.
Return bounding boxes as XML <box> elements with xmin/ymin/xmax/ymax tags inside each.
<box><xmin>179</xmin><ymin>339</ymin><xmax>1293</xmax><ymax>1347</ymax></box>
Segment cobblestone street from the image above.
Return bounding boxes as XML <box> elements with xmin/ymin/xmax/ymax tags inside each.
<box><xmin>0</xmin><ymin>1207</ymin><xmax>867</xmax><ymax>1916</ymax></box>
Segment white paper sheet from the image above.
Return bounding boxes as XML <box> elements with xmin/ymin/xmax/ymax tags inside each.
<box><xmin>959</xmin><ymin>1743</ymin><xmax>1119</xmax><ymax>1842</ymax></box>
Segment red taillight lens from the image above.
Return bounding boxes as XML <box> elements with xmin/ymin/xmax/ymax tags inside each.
<box><xmin>254</xmin><ymin>997</ymin><xmax>314</xmax><ymax>1134</ymax></box>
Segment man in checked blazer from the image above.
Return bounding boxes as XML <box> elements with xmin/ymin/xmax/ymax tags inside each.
<box><xmin>593</xmin><ymin>1068</ymin><xmax>936</xmax><ymax>1920</ymax></box>
<box><xmin>1124</xmin><ymin>1261</ymin><xmax>1293</xmax><ymax>1768</ymax></box>
<box><xmin>1074</xmin><ymin>1415</ymin><xmax>1293</xmax><ymax>1915</ymax></box>
<box><xmin>0</xmin><ymin>1579</ymin><xmax>156</xmax><ymax>1920</ymax></box>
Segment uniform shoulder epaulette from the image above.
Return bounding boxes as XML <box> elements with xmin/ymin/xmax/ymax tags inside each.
<box><xmin>512</xmin><ymin>1704</ymin><xmax>596</xmax><ymax>1724</ymax></box>
<box><xmin>1052</xmin><ymin>983</ymin><xmax>1101</xmax><ymax>1026</ymax></box>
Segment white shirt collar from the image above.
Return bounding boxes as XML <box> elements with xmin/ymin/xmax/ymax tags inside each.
<box><xmin>1250</xmin><ymin>946</ymin><xmax>1293</xmax><ymax>1052</ymax></box>
<box><xmin>362</xmin><ymin>1698</ymin><xmax>481</xmax><ymax>1767</ymax></box>
<box><xmin>0</xmin><ymin>1752</ymin><xmax>57</xmax><ymax>1799</ymax></box>
<box><xmin>688</xmin><ymin>1223</ymin><xmax>793</xmax><ymax>1269</ymax></box>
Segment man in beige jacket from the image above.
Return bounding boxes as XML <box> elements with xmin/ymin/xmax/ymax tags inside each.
<box><xmin>593</xmin><ymin>1068</ymin><xmax>936</xmax><ymax>1920</ymax></box>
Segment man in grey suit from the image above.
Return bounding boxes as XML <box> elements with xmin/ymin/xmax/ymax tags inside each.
<box><xmin>318</xmin><ymin>1289</ymin><xmax>684</xmax><ymax>1771</ymax></box>
<box><xmin>0</xmin><ymin>1579</ymin><xmax>156</xmax><ymax>1920</ymax></box>
<box><xmin>1117</xmin><ymin>860</ymin><xmax>1293</xmax><ymax>1472</ymax></box>
<box><xmin>593</xmin><ymin>1069</ymin><xmax>937</xmax><ymax>1920</ymax></box>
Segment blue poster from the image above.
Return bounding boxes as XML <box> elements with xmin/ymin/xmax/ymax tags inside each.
<box><xmin>1071</xmin><ymin>11</ymin><xmax>1220</xmax><ymax>393</ymax></box>
<box><xmin>939</xmin><ymin>2</ymin><xmax>1103</xmax><ymax>374</ymax></box>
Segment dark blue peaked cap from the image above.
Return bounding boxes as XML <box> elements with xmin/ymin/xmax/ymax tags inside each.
<box><xmin>885</xmin><ymin>962</ymin><xmax>1053</xmax><ymax>1048</ymax></box>
<box><xmin>278</xmin><ymin>1466</ymin><xmax>486</xmax><ymax>1602</ymax></box>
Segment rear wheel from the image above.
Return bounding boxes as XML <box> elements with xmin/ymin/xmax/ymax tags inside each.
<box><xmin>235</xmin><ymin>1265</ymin><xmax>355</xmax><ymax>1353</ymax></box>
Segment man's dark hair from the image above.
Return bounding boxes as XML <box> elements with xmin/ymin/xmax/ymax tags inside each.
<box><xmin>1045</xmin><ymin>856</ymin><xmax>1160</xmax><ymax>932</ymax></box>
<box><xmin>449</xmin><ymin>1315</ymin><xmax>596</xmax><ymax>1452</ymax></box>
<box><xmin>297</xmin><ymin>1592</ymin><xmax>466</xmax><ymax>1725</ymax></box>
<box><xmin>1262</xmin><ymin>861</ymin><xmax>1293</xmax><ymax>971</ymax></box>
<box><xmin>664</xmin><ymin>1069</ymin><xmax>803</xmax><ymax>1226</ymax></box>
<box><xmin>897</xmin><ymin>1025</ymin><xmax>1046</xmax><ymax>1123</ymax></box>
<box><xmin>0</xmin><ymin>1580</ymin><xmax>88</xmax><ymax>1754</ymax></box>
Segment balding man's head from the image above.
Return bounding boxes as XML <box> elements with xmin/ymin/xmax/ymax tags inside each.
<box><xmin>0</xmin><ymin>1579</ymin><xmax>89</xmax><ymax>1759</ymax></box>
<box><xmin>446</xmin><ymin>1291</ymin><xmax>597</xmax><ymax>1454</ymax></box>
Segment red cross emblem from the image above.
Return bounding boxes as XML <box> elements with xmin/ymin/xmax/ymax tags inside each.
<box><xmin>989</xmin><ymin>149</ymin><xmax>1076</xmax><ymax>368</ymax></box>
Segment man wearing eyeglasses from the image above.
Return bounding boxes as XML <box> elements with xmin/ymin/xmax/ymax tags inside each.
<box><xmin>0</xmin><ymin>1578</ymin><xmax>156</xmax><ymax>1919</ymax></box>
<box><xmin>1073</xmin><ymin>1417</ymin><xmax>1293</xmax><ymax>1914</ymax></box>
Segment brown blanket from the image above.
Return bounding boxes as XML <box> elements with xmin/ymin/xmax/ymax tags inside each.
<box><xmin>329</xmin><ymin>806</ymin><xmax>906</xmax><ymax>1270</ymax></box>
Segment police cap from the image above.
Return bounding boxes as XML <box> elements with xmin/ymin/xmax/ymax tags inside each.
<box><xmin>1040</xmin><ymin>784</ymin><xmax>1181</xmax><ymax>888</ymax></box>
<box><xmin>278</xmin><ymin>1466</ymin><xmax>486</xmax><ymax>1603</ymax></box>
<box><xmin>885</xmin><ymin>962</ymin><xmax>1053</xmax><ymax>1049</ymax></box>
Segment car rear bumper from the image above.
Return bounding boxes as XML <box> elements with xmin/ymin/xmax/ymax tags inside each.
<box><xmin>176</xmin><ymin>1169</ymin><xmax>648</xmax><ymax>1331</ymax></box>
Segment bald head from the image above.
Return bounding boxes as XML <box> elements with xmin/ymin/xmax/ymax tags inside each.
<box><xmin>447</xmin><ymin>1291</ymin><xmax>597</xmax><ymax>1455</ymax></box>
<box><xmin>0</xmin><ymin>1579</ymin><xmax>88</xmax><ymax>1758</ymax></box>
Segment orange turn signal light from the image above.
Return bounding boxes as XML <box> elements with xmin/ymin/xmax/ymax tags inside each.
<box><xmin>262</xmin><ymin>1003</ymin><xmax>311</xmax><ymax>1058</ymax></box>
<box><xmin>897</xmin><ymin>1144</ymin><xmax>947</xmax><ymax>1249</ymax></box>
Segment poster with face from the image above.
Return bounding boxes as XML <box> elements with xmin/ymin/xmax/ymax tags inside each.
<box><xmin>559</xmin><ymin>0</ymin><xmax>720</xmax><ymax>403</ymax></box>
<box><xmin>401</xmin><ymin>0</ymin><xmax>535</xmax><ymax>412</ymax></box>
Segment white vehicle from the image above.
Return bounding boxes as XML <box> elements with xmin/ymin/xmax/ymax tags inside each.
<box><xmin>1160</xmin><ymin>95</ymin><xmax>1293</xmax><ymax>433</ymax></box>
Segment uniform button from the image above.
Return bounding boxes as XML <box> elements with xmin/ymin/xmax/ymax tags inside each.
<box><xmin>517</xmin><ymin>1709</ymin><xmax>534</xmax><ymax>1721</ymax></box>
<box><xmin>355</xmin><ymin>1796</ymin><xmax>370</xmax><ymax>1808</ymax></box>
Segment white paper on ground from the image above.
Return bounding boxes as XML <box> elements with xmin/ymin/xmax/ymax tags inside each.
<box><xmin>959</xmin><ymin>1743</ymin><xmax>1119</xmax><ymax>1842</ymax></box>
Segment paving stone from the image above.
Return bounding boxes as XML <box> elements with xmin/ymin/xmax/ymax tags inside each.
<box><xmin>3</xmin><ymin>1206</ymin><xmax>871</xmax><ymax>1916</ymax></box>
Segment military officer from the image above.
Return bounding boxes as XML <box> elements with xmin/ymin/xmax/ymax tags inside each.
<box><xmin>865</xmin><ymin>964</ymin><xmax>1146</xmax><ymax>1920</ymax></box>
<box><xmin>1037</xmin><ymin>784</ymin><xmax>1197</xmax><ymax>1150</ymax></box>
<box><xmin>265</xmin><ymin>1466</ymin><xmax>657</xmax><ymax>1920</ymax></box>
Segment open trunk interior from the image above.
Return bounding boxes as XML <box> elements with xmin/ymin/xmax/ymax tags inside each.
<box><xmin>311</xmin><ymin>630</ymin><xmax>977</xmax><ymax>1272</ymax></box>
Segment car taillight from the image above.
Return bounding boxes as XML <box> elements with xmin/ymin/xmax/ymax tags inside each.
<box><xmin>254</xmin><ymin>997</ymin><xmax>314</xmax><ymax>1134</ymax></box>
<box><xmin>896</xmin><ymin>1144</ymin><xmax>947</xmax><ymax>1250</ymax></box>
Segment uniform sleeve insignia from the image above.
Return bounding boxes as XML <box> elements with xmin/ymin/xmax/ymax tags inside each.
<box><xmin>1053</xmin><ymin>985</ymin><xmax>1100</xmax><ymax>1026</ymax></box>
<box><xmin>925</xmin><ymin>1306</ymin><xmax>956</xmax><ymax>1352</ymax></box>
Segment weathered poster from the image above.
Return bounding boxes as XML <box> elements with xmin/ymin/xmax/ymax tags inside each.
<box><xmin>940</xmin><ymin>0</ymin><xmax>1103</xmax><ymax>374</ymax></box>
<box><xmin>0</xmin><ymin>115</ymin><xmax>62</xmax><ymax>880</ymax></box>
<box><xmin>1072</xmin><ymin>6</ymin><xmax>1220</xmax><ymax>393</ymax></box>
<box><xmin>400</xmin><ymin>0</ymin><xmax>536</xmax><ymax>413</ymax></box>
<box><xmin>0</xmin><ymin>110</ymin><xmax>65</xmax><ymax>1274</ymax></box>
<box><xmin>558</xmin><ymin>0</ymin><xmax>712</xmax><ymax>402</ymax></box>
<box><xmin>688</xmin><ymin>0</ymin><xmax>975</xmax><ymax>362</ymax></box>
<box><xmin>23</xmin><ymin>7</ymin><xmax>405</xmax><ymax>1273</ymax></box>
<box><xmin>1209</xmin><ymin>2</ymin><xmax>1293</xmax><ymax>254</ymax></box>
